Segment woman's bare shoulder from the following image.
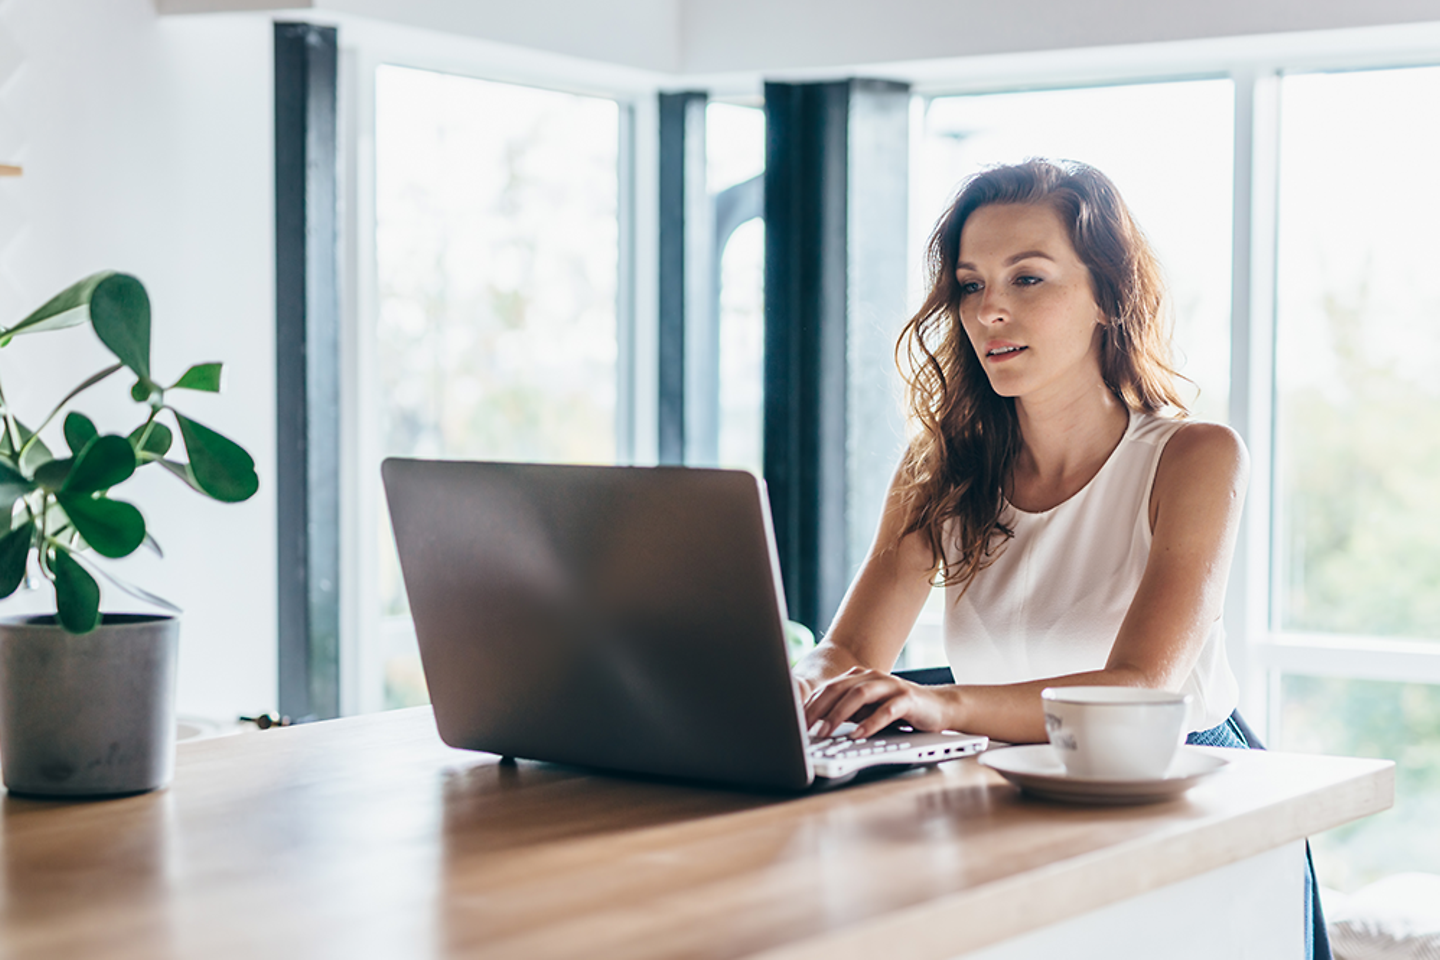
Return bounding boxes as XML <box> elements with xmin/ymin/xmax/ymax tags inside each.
<box><xmin>1166</xmin><ymin>420</ymin><xmax>1247</xmax><ymax>467</ymax></box>
<box><xmin>1155</xmin><ymin>419</ymin><xmax>1250</xmax><ymax>502</ymax></box>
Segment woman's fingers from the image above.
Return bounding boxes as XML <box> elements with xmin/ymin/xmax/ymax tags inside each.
<box><xmin>794</xmin><ymin>666</ymin><xmax>865</xmax><ymax>724</ymax></box>
<box><xmin>801</xmin><ymin>676</ymin><xmax>855</xmax><ymax>735</ymax></box>
<box><xmin>803</xmin><ymin>670</ymin><xmax>934</xmax><ymax>739</ymax></box>
<box><xmin>826</xmin><ymin>681</ymin><xmax>892</xmax><ymax>734</ymax></box>
<box><xmin>848</xmin><ymin>695</ymin><xmax>909</xmax><ymax>741</ymax></box>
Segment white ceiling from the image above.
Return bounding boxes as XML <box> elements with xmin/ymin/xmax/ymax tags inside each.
<box><xmin>155</xmin><ymin>0</ymin><xmax>1440</xmax><ymax>77</ymax></box>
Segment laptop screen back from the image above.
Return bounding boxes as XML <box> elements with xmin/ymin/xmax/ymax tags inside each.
<box><xmin>383</xmin><ymin>459</ymin><xmax>813</xmax><ymax>790</ymax></box>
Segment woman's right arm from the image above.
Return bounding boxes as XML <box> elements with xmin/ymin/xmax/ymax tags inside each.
<box><xmin>791</xmin><ymin>470</ymin><xmax>939</xmax><ymax>699</ymax></box>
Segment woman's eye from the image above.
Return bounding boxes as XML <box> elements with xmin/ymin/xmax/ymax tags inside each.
<box><xmin>1014</xmin><ymin>275</ymin><xmax>1042</xmax><ymax>287</ymax></box>
<box><xmin>957</xmin><ymin>280</ymin><xmax>982</xmax><ymax>296</ymax></box>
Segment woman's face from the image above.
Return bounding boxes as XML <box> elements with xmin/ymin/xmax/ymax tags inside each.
<box><xmin>954</xmin><ymin>202</ymin><xmax>1106</xmax><ymax>404</ymax></box>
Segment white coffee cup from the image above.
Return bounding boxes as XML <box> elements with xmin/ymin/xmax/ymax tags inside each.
<box><xmin>1040</xmin><ymin>686</ymin><xmax>1191</xmax><ymax>780</ymax></box>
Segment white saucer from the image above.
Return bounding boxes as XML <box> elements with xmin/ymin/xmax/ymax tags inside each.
<box><xmin>979</xmin><ymin>744</ymin><xmax>1229</xmax><ymax>805</ymax></box>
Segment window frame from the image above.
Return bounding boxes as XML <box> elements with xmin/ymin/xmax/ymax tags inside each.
<box><xmin>338</xmin><ymin>27</ymin><xmax>655</xmax><ymax>715</ymax></box>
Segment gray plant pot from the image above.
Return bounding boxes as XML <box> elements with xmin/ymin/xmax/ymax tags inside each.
<box><xmin>0</xmin><ymin>614</ymin><xmax>179</xmax><ymax>798</ymax></box>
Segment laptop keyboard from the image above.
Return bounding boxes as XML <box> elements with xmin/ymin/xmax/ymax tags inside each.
<box><xmin>807</xmin><ymin>721</ymin><xmax>916</xmax><ymax>760</ymax></box>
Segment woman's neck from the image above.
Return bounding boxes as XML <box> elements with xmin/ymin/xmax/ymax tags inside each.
<box><xmin>1009</xmin><ymin>385</ymin><xmax>1131</xmax><ymax>513</ymax></box>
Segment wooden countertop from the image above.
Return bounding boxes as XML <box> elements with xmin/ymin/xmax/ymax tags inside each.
<box><xmin>0</xmin><ymin>707</ymin><xmax>1392</xmax><ymax>960</ymax></box>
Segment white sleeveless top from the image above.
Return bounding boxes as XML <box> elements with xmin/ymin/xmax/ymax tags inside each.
<box><xmin>942</xmin><ymin>412</ymin><xmax>1238</xmax><ymax>733</ymax></box>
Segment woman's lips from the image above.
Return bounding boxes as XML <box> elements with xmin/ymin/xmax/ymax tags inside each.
<box><xmin>985</xmin><ymin>343</ymin><xmax>1027</xmax><ymax>362</ymax></box>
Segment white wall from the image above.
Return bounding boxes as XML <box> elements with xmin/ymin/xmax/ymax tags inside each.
<box><xmin>0</xmin><ymin>0</ymin><xmax>277</xmax><ymax>721</ymax></box>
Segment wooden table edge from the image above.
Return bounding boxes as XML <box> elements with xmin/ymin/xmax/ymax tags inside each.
<box><xmin>746</xmin><ymin>750</ymin><xmax>1394</xmax><ymax>960</ymax></box>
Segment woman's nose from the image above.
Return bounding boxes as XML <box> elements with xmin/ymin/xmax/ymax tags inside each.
<box><xmin>977</xmin><ymin>286</ymin><xmax>1008</xmax><ymax>323</ymax></box>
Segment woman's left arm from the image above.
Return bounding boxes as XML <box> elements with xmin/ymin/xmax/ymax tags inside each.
<box><xmin>1100</xmin><ymin>421</ymin><xmax>1250</xmax><ymax>694</ymax></box>
<box><xmin>804</xmin><ymin>423</ymin><xmax>1249</xmax><ymax>742</ymax></box>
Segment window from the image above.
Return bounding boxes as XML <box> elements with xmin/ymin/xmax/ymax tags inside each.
<box><xmin>1279</xmin><ymin>676</ymin><xmax>1440</xmax><ymax>889</ymax></box>
<box><xmin>716</xmin><ymin>216</ymin><xmax>764</xmax><ymax>474</ymax></box>
<box><xmin>372</xmin><ymin>65</ymin><xmax>620</xmax><ymax>708</ymax></box>
<box><xmin>1273</xmin><ymin>67</ymin><xmax>1440</xmax><ymax>644</ymax></box>
<box><xmin>707</xmin><ymin>102</ymin><xmax>766</xmax><ymax>476</ymax></box>
<box><xmin>1271</xmin><ymin>65</ymin><xmax>1440</xmax><ymax>888</ymax></box>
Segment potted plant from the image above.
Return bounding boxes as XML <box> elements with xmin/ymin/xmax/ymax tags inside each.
<box><xmin>0</xmin><ymin>272</ymin><xmax>257</xmax><ymax>797</ymax></box>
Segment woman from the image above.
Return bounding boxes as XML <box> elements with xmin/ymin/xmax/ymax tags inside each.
<box><xmin>797</xmin><ymin>158</ymin><xmax>1245</xmax><ymax>742</ymax></box>
<box><xmin>794</xmin><ymin>159</ymin><xmax>1328</xmax><ymax>958</ymax></box>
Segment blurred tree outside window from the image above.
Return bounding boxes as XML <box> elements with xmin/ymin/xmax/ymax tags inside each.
<box><xmin>1280</xmin><ymin>676</ymin><xmax>1440</xmax><ymax>890</ymax></box>
<box><xmin>374</xmin><ymin>66</ymin><xmax>620</xmax><ymax>708</ymax></box>
<box><xmin>1274</xmin><ymin>67</ymin><xmax>1440</xmax><ymax>643</ymax></box>
<box><xmin>1273</xmin><ymin>65</ymin><xmax>1440</xmax><ymax>889</ymax></box>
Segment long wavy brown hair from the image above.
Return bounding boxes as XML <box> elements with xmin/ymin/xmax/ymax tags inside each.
<box><xmin>895</xmin><ymin>159</ymin><xmax>1187</xmax><ymax>589</ymax></box>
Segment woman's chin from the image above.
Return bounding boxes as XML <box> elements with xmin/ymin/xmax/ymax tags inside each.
<box><xmin>982</xmin><ymin>374</ymin><xmax>1023</xmax><ymax>398</ymax></box>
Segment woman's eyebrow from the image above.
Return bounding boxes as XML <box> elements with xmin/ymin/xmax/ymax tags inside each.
<box><xmin>955</xmin><ymin>250</ymin><xmax>1057</xmax><ymax>271</ymax></box>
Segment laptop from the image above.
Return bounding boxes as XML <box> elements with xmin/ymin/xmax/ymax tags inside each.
<box><xmin>382</xmin><ymin>459</ymin><xmax>988</xmax><ymax>790</ymax></box>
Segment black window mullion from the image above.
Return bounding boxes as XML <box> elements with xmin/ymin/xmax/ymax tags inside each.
<box><xmin>274</xmin><ymin>22</ymin><xmax>340</xmax><ymax>722</ymax></box>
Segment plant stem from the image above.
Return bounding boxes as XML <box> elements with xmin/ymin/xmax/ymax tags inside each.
<box><xmin>135</xmin><ymin>408</ymin><xmax>160</xmax><ymax>454</ymax></box>
<box><xmin>19</xmin><ymin>362</ymin><xmax>123</xmax><ymax>459</ymax></box>
<box><xmin>0</xmin><ymin>366</ymin><xmax>21</xmax><ymax>455</ymax></box>
<box><xmin>36</xmin><ymin>494</ymin><xmax>52</xmax><ymax>578</ymax></box>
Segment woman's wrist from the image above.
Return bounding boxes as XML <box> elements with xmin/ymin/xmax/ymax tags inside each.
<box><xmin>938</xmin><ymin>684</ymin><xmax>973</xmax><ymax>733</ymax></box>
<box><xmin>790</xmin><ymin>647</ymin><xmax>836</xmax><ymax>692</ymax></box>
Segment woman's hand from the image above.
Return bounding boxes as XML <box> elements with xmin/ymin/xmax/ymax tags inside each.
<box><xmin>803</xmin><ymin>668</ymin><xmax>953</xmax><ymax>740</ymax></box>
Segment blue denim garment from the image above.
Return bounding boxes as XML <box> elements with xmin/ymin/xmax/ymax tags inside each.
<box><xmin>1187</xmin><ymin>713</ymin><xmax>1332</xmax><ymax>960</ymax></box>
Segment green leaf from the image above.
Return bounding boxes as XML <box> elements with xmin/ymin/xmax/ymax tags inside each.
<box><xmin>88</xmin><ymin>273</ymin><xmax>151</xmax><ymax>380</ymax></box>
<box><xmin>171</xmin><ymin>362</ymin><xmax>222</xmax><ymax>393</ymax></box>
<box><xmin>85</xmin><ymin>560</ymin><xmax>180</xmax><ymax>615</ymax></box>
<box><xmin>784</xmin><ymin>619</ymin><xmax>816</xmax><ymax>665</ymax></box>
<box><xmin>3</xmin><ymin>271</ymin><xmax>117</xmax><ymax>338</ymax></box>
<box><xmin>61</xmin><ymin>435</ymin><xmax>135</xmax><ymax>495</ymax></box>
<box><xmin>55</xmin><ymin>493</ymin><xmax>146</xmax><ymax>559</ymax></box>
<box><xmin>131</xmin><ymin>379</ymin><xmax>161</xmax><ymax>405</ymax></box>
<box><xmin>0</xmin><ymin>459</ymin><xmax>33</xmax><ymax>506</ymax></box>
<box><xmin>173</xmin><ymin>413</ymin><xmax>257</xmax><ymax>502</ymax></box>
<box><xmin>1</xmin><ymin>419</ymin><xmax>54</xmax><ymax>476</ymax></box>
<box><xmin>157</xmin><ymin>458</ymin><xmax>204</xmax><ymax>493</ymax></box>
<box><xmin>64</xmin><ymin>412</ymin><xmax>98</xmax><ymax>456</ymax></box>
<box><xmin>33</xmin><ymin>458</ymin><xmax>72</xmax><ymax>492</ymax></box>
<box><xmin>21</xmin><ymin>443</ymin><xmax>52</xmax><ymax>476</ymax></box>
<box><xmin>0</xmin><ymin>520</ymin><xmax>33</xmax><ymax>597</ymax></box>
<box><xmin>128</xmin><ymin>422</ymin><xmax>173</xmax><ymax>459</ymax></box>
<box><xmin>51</xmin><ymin>547</ymin><xmax>101</xmax><ymax>634</ymax></box>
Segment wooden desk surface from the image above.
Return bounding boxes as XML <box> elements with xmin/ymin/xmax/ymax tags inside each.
<box><xmin>0</xmin><ymin>708</ymin><xmax>1392</xmax><ymax>960</ymax></box>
